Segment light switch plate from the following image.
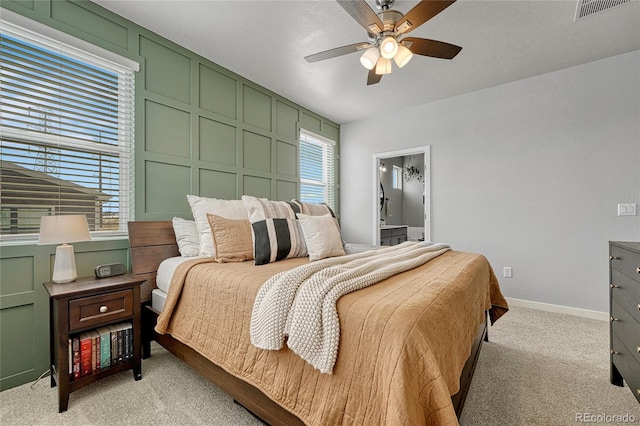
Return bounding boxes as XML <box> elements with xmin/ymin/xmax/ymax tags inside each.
<box><xmin>618</xmin><ymin>203</ymin><xmax>637</xmax><ymax>216</ymax></box>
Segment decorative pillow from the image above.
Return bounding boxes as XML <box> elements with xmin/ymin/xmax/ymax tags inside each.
<box><xmin>172</xmin><ymin>217</ymin><xmax>200</xmax><ymax>257</ymax></box>
<box><xmin>291</xmin><ymin>199</ymin><xmax>336</xmax><ymax>217</ymax></box>
<box><xmin>241</xmin><ymin>195</ymin><xmax>307</xmax><ymax>265</ymax></box>
<box><xmin>296</xmin><ymin>213</ymin><xmax>345</xmax><ymax>261</ymax></box>
<box><xmin>206</xmin><ymin>214</ymin><xmax>253</xmax><ymax>263</ymax></box>
<box><xmin>186</xmin><ymin>195</ymin><xmax>248</xmax><ymax>257</ymax></box>
<box><xmin>291</xmin><ymin>199</ymin><xmax>344</xmax><ymax>245</ymax></box>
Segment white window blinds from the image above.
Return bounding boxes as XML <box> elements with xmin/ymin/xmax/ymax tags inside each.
<box><xmin>299</xmin><ymin>131</ymin><xmax>336</xmax><ymax>211</ymax></box>
<box><xmin>0</xmin><ymin>18</ymin><xmax>136</xmax><ymax>240</ymax></box>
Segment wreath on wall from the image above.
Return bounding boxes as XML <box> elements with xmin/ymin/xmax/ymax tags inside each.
<box><xmin>403</xmin><ymin>165</ymin><xmax>423</xmax><ymax>182</ymax></box>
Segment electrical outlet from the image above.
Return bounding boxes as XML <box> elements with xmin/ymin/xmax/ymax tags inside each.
<box><xmin>503</xmin><ymin>267</ymin><xmax>512</xmax><ymax>278</ymax></box>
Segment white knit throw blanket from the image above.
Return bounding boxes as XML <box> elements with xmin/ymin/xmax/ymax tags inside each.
<box><xmin>250</xmin><ymin>241</ymin><xmax>451</xmax><ymax>374</ymax></box>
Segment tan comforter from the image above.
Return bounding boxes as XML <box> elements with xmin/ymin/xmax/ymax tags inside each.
<box><xmin>156</xmin><ymin>251</ymin><xmax>508</xmax><ymax>426</ymax></box>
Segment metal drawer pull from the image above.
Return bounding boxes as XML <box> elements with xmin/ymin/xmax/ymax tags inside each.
<box><xmin>610</xmin><ymin>283</ymin><xmax>619</xmax><ymax>288</ymax></box>
<box><xmin>636</xmin><ymin>267</ymin><xmax>640</xmax><ymax>274</ymax></box>
<box><xmin>99</xmin><ymin>305</ymin><xmax>108</xmax><ymax>313</ymax></box>
<box><xmin>637</xmin><ymin>346</ymin><xmax>640</xmax><ymax>353</ymax></box>
<box><xmin>611</xmin><ymin>349</ymin><xmax>619</xmax><ymax>355</ymax></box>
<box><xmin>610</xmin><ymin>255</ymin><xmax>619</xmax><ymax>261</ymax></box>
<box><xmin>610</xmin><ymin>316</ymin><xmax>619</xmax><ymax>322</ymax></box>
<box><xmin>637</xmin><ymin>389</ymin><xmax>640</xmax><ymax>396</ymax></box>
<box><xmin>637</xmin><ymin>304</ymin><xmax>640</xmax><ymax>311</ymax></box>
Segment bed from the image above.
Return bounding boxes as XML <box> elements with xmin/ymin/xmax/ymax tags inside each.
<box><xmin>128</xmin><ymin>219</ymin><xmax>508</xmax><ymax>425</ymax></box>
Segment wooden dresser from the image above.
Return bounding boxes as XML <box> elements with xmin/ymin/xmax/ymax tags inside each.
<box><xmin>609</xmin><ymin>241</ymin><xmax>640</xmax><ymax>403</ymax></box>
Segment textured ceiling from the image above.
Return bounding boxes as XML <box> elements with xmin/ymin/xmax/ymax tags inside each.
<box><xmin>93</xmin><ymin>0</ymin><xmax>640</xmax><ymax>124</ymax></box>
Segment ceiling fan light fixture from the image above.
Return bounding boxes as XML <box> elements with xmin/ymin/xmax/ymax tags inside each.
<box><xmin>394</xmin><ymin>44</ymin><xmax>413</xmax><ymax>68</ymax></box>
<box><xmin>379</xmin><ymin>36</ymin><xmax>398</xmax><ymax>59</ymax></box>
<box><xmin>375</xmin><ymin>57</ymin><xmax>392</xmax><ymax>75</ymax></box>
<box><xmin>360</xmin><ymin>47</ymin><xmax>380</xmax><ymax>70</ymax></box>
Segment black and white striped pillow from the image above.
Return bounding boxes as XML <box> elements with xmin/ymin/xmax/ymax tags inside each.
<box><xmin>241</xmin><ymin>196</ymin><xmax>307</xmax><ymax>265</ymax></box>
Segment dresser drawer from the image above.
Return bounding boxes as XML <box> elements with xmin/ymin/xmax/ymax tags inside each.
<box><xmin>611</xmin><ymin>301</ymin><xmax>640</xmax><ymax>366</ymax></box>
<box><xmin>611</xmin><ymin>245</ymin><xmax>640</xmax><ymax>282</ymax></box>
<box><xmin>611</xmin><ymin>269</ymin><xmax>640</xmax><ymax>324</ymax></box>
<box><xmin>69</xmin><ymin>289</ymin><xmax>133</xmax><ymax>331</ymax></box>
<box><xmin>612</xmin><ymin>334</ymin><xmax>640</xmax><ymax>403</ymax></box>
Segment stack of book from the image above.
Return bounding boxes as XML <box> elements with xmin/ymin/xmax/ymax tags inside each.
<box><xmin>68</xmin><ymin>322</ymin><xmax>133</xmax><ymax>381</ymax></box>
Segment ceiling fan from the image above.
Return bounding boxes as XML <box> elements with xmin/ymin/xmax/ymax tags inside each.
<box><xmin>304</xmin><ymin>0</ymin><xmax>462</xmax><ymax>85</ymax></box>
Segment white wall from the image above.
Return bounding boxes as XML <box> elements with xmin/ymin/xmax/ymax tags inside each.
<box><xmin>340</xmin><ymin>50</ymin><xmax>640</xmax><ymax>313</ymax></box>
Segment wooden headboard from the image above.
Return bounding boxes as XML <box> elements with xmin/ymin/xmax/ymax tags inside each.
<box><xmin>127</xmin><ymin>221</ymin><xmax>179</xmax><ymax>303</ymax></box>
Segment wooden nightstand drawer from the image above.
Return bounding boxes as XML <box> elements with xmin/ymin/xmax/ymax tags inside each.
<box><xmin>69</xmin><ymin>289</ymin><xmax>133</xmax><ymax>331</ymax></box>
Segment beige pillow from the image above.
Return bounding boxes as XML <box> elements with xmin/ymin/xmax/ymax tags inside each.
<box><xmin>186</xmin><ymin>195</ymin><xmax>248</xmax><ymax>257</ymax></box>
<box><xmin>206</xmin><ymin>214</ymin><xmax>253</xmax><ymax>263</ymax></box>
<box><xmin>296</xmin><ymin>213</ymin><xmax>345</xmax><ymax>261</ymax></box>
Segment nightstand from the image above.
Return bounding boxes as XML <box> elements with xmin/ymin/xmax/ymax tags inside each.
<box><xmin>44</xmin><ymin>274</ymin><xmax>144</xmax><ymax>412</ymax></box>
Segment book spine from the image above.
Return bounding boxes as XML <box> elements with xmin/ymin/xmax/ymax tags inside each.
<box><xmin>68</xmin><ymin>338</ymin><xmax>72</xmax><ymax>380</ymax></box>
<box><xmin>117</xmin><ymin>326</ymin><xmax>124</xmax><ymax>363</ymax></box>
<box><xmin>80</xmin><ymin>333</ymin><xmax>92</xmax><ymax>377</ymax></box>
<box><xmin>125</xmin><ymin>324</ymin><xmax>132</xmax><ymax>360</ymax></box>
<box><xmin>91</xmin><ymin>334</ymin><xmax>97</xmax><ymax>373</ymax></box>
<box><xmin>95</xmin><ymin>333</ymin><xmax>101</xmax><ymax>371</ymax></box>
<box><xmin>98</xmin><ymin>327</ymin><xmax>111</xmax><ymax>369</ymax></box>
<box><xmin>110</xmin><ymin>326</ymin><xmax>118</xmax><ymax>365</ymax></box>
<box><xmin>72</xmin><ymin>337</ymin><xmax>80</xmax><ymax>381</ymax></box>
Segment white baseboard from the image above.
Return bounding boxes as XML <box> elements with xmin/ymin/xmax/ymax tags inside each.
<box><xmin>505</xmin><ymin>297</ymin><xmax>608</xmax><ymax>321</ymax></box>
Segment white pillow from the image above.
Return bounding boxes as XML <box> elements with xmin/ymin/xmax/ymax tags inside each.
<box><xmin>172</xmin><ymin>217</ymin><xmax>200</xmax><ymax>257</ymax></box>
<box><xmin>186</xmin><ymin>195</ymin><xmax>248</xmax><ymax>257</ymax></box>
<box><xmin>296</xmin><ymin>213</ymin><xmax>345</xmax><ymax>261</ymax></box>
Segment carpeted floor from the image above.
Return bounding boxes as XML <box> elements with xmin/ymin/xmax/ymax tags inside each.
<box><xmin>1</xmin><ymin>306</ymin><xmax>638</xmax><ymax>425</ymax></box>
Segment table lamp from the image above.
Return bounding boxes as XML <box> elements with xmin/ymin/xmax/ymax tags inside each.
<box><xmin>38</xmin><ymin>215</ymin><xmax>91</xmax><ymax>283</ymax></box>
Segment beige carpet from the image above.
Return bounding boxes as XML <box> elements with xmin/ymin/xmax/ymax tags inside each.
<box><xmin>1</xmin><ymin>306</ymin><xmax>639</xmax><ymax>425</ymax></box>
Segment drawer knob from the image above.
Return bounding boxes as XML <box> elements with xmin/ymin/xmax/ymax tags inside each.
<box><xmin>99</xmin><ymin>305</ymin><xmax>108</xmax><ymax>313</ymax></box>
<box><xmin>611</xmin><ymin>349</ymin><xmax>619</xmax><ymax>355</ymax></box>
<box><xmin>610</xmin><ymin>283</ymin><xmax>619</xmax><ymax>289</ymax></box>
<box><xmin>610</xmin><ymin>316</ymin><xmax>619</xmax><ymax>322</ymax></box>
<box><xmin>637</xmin><ymin>304</ymin><xmax>640</xmax><ymax>311</ymax></box>
<box><xmin>636</xmin><ymin>267</ymin><xmax>640</xmax><ymax>274</ymax></box>
<box><xmin>637</xmin><ymin>346</ymin><xmax>640</xmax><ymax>354</ymax></box>
<box><xmin>610</xmin><ymin>255</ymin><xmax>619</xmax><ymax>261</ymax></box>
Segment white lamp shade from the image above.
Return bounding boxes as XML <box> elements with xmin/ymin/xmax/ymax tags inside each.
<box><xmin>375</xmin><ymin>57</ymin><xmax>392</xmax><ymax>75</ymax></box>
<box><xmin>380</xmin><ymin>36</ymin><xmax>398</xmax><ymax>59</ymax></box>
<box><xmin>39</xmin><ymin>215</ymin><xmax>91</xmax><ymax>284</ymax></box>
<box><xmin>360</xmin><ymin>47</ymin><xmax>380</xmax><ymax>70</ymax></box>
<box><xmin>38</xmin><ymin>215</ymin><xmax>91</xmax><ymax>245</ymax></box>
<box><xmin>394</xmin><ymin>44</ymin><xmax>413</xmax><ymax>68</ymax></box>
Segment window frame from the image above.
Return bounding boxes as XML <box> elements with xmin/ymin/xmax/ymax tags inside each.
<box><xmin>299</xmin><ymin>129</ymin><xmax>336</xmax><ymax>212</ymax></box>
<box><xmin>0</xmin><ymin>12</ymin><xmax>138</xmax><ymax>244</ymax></box>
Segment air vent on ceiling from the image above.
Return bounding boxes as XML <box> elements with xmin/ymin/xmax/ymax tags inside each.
<box><xmin>575</xmin><ymin>0</ymin><xmax>631</xmax><ymax>20</ymax></box>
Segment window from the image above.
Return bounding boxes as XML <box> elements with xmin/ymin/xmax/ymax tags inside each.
<box><xmin>0</xmin><ymin>17</ymin><xmax>137</xmax><ymax>240</ymax></box>
<box><xmin>392</xmin><ymin>165</ymin><xmax>402</xmax><ymax>190</ymax></box>
<box><xmin>299</xmin><ymin>130</ymin><xmax>336</xmax><ymax>211</ymax></box>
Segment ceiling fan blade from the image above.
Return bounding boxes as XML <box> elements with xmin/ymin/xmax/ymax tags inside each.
<box><xmin>402</xmin><ymin>37</ymin><xmax>462</xmax><ymax>59</ymax></box>
<box><xmin>305</xmin><ymin>42</ymin><xmax>370</xmax><ymax>63</ymax></box>
<box><xmin>367</xmin><ymin>68</ymin><xmax>383</xmax><ymax>85</ymax></box>
<box><xmin>395</xmin><ymin>1</ymin><xmax>456</xmax><ymax>35</ymax></box>
<box><xmin>337</xmin><ymin>0</ymin><xmax>384</xmax><ymax>34</ymax></box>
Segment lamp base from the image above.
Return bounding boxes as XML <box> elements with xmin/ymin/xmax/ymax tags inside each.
<box><xmin>52</xmin><ymin>244</ymin><xmax>78</xmax><ymax>284</ymax></box>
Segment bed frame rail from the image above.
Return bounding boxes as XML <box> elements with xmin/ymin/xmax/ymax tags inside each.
<box><xmin>128</xmin><ymin>220</ymin><xmax>485</xmax><ymax>424</ymax></box>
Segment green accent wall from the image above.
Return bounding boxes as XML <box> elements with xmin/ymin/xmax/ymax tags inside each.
<box><xmin>0</xmin><ymin>0</ymin><xmax>340</xmax><ymax>390</ymax></box>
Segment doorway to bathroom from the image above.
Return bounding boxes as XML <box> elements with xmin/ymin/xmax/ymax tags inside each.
<box><xmin>372</xmin><ymin>146</ymin><xmax>430</xmax><ymax>246</ymax></box>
